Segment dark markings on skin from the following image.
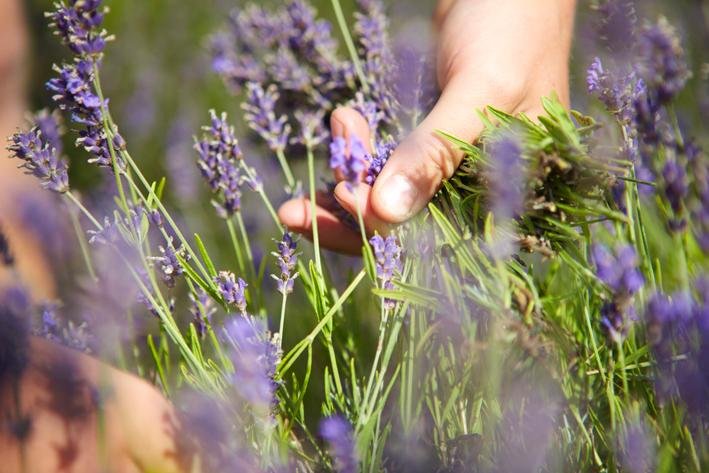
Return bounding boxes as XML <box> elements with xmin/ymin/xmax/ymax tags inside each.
<box><xmin>161</xmin><ymin>409</ymin><xmax>198</xmax><ymax>472</ymax></box>
<box><xmin>37</xmin><ymin>354</ymin><xmax>98</xmax><ymax>471</ymax></box>
<box><xmin>0</xmin><ymin>304</ymin><xmax>31</xmax><ymax>446</ymax></box>
<box><xmin>0</xmin><ymin>224</ymin><xmax>14</xmax><ymax>266</ymax></box>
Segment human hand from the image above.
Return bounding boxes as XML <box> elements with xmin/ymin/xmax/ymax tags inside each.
<box><xmin>1</xmin><ymin>337</ymin><xmax>191</xmax><ymax>473</ymax></box>
<box><xmin>279</xmin><ymin>0</ymin><xmax>575</xmax><ymax>254</ymax></box>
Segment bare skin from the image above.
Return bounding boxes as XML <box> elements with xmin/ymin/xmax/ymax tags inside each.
<box><xmin>279</xmin><ymin>0</ymin><xmax>576</xmax><ymax>254</ymax></box>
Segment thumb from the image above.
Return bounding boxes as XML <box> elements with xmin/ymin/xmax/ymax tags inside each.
<box><xmin>371</xmin><ymin>76</ymin><xmax>494</xmax><ymax>223</ymax></box>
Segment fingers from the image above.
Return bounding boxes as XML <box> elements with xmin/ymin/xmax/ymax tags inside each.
<box><xmin>333</xmin><ymin>182</ymin><xmax>390</xmax><ymax>235</ymax></box>
<box><xmin>370</xmin><ymin>74</ymin><xmax>492</xmax><ymax>223</ymax></box>
<box><xmin>278</xmin><ymin>195</ymin><xmax>364</xmax><ymax>255</ymax></box>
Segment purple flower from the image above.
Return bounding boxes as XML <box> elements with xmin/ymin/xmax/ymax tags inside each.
<box><xmin>7</xmin><ymin>126</ymin><xmax>70</xmax><ymax>193</ymax></box>
<box><xmin>190</xmin><ymin>289</ymin><xmax>215</xmax><ymax>338</ymax></box>
<box><xmin>487</xmin><ymin>135</ymin><xmax>526</xmax><ymax>221</ymax></box>
<box><xmin>215</xmin><ymin>271</ymin><xmax>248</xmax><ymax>314</ymax></box>
<box><xmin>242</xmin><ymin>82</ymin><xmax>291</xmax><ymax>152</ymax></box>
<box><xmin>637</xmin><ymin>17</ymin><xmax>690</xmax><ymax>105</ymax></box>
<box><xmin>149</xmin><ymin>238</ymin><xmax>189</xmax><ymax>288</ymax></box>
<box><xmin>194</xmin><ymin>110</ymin><xmax>245</xmax><ymax>218</ymax></box>
<box><xmin>271</xmin><ymin>232</ymin><xmax>299</xmax><ymax>295</ymax></box>
<box><xmin>319</xmin><ymin>415</ymin><xmax>358</xmax><ymax>473</ymax></box>
<box><xmin>350</xmin><ymin>92</ymin><xmax>383</xmax><ymax>132</ymax></box>
<box><xmin>33</xmin><ymin>109</ymin><xmax>64</xmax><ymax>153</ymax></box>
<box><xmin>645</xmin><ymin>287</ymin><xmax>709</xmax><ymax>419</ymax></box>
<box><xmin>617</xmin><ymin>420</ymin><xmax>655</xmax><ymax>473</ymax></box>
<box><xmin>292</xmin><ymin>109</ymin><xmax>327</xmax><ymax>148</ymax></box>
<box><xmin>0</xmin><ymin>227</ymin><xmax>13</xmax><ymax>266</ymax></box>
<box><xmin>369</xmin><ymin>234</ymin><xmax>402</xmax><ymax>310</ymax></box>
<box><xmin>223</xmin><ymin>317</ymin><xmax>280</xmax><ymax>408</ymax></box>
<box><xmin>592</xmin><ymin>244</ymin><xmax>644</xmax><ymax>296</ymax></box>
<box><xmin>47</xmin><ymin>0</ymin><xmax>111</xmax><ymax>57</ymax></box>
<box><xmin>329</xmin><ymin>135</ymin><xmax>369</xmax><ymax>190</ymax></box>
<box><xmin>365</xmin><ymin>138</ymin><xmax>395</xmax><ymax>185</ymax></box>
<box><xmin>46</xmin><ymin>60</ymin><xmax>125</xmax><ymax>169</ymax></box>
<box><xmin>661</xmin><ymin>158</ymin><xmax>688</xmax><ymax>215</ymax></box>
<box><xmin>269</xmin><ymin>46</ymin><xmax>311</xmax><ymax>92</ymax></box>
<box><xmin>355</xmin><ymin>0</ymin><xmax>397</xmax><ymax>123</ymax></box>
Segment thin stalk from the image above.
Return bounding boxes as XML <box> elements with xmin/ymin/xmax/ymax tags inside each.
<box><xmin>226</xmin><ymin>218</ymin><xmax>246</xmax><ymax>276</ymax></box>
<box><xmin>275</xmin><ymin>149</ymin><xmax>296</xmax><ymax>191</ymax></box>
<box><xmin>278</xmin><ymin>292</ymin><xmax>288</xmax><ymax>349</ymax></box>
<box><xmin>65</xmin><ymin>191</ymin><xmax>103</xmax><ymax>230</ymax></box>
<box><xmin>616</xmin><ymin>340</ymin><xmax>630</xmax><ymax>401</ymax></box>
<box><xmin>236</xmin><ymin>212</ymin><xmax>255</xmax><ymax>265</ymax></box>
<box><xmin>306</xmin><ymin>146</ymin><xmax>322</xmax><ymax>275</ymax></box>
<box><xmin>359</xmin><ymin>305</ymin><xmax>388</xmax><ymax>427</ymax></box>
<box><xmin>92</xmin><ymin>65</ymin><xmax>129</xmax><ymax>214</ymax></box>
<box><xmin>279</xmin><ymin>270</ymin><xmax>366</xmax><ymax>375</ymax></box>
<box><xmin>239</xmin><ymin>161</ymin><xmax>281</xmax><ymax>227</ymax></box>
<box><xmin>68</xmin><ymin>205</ymin><xmax>97</xmax><ymax>280</ymax></box>
<box><xmin>330</xmin><ymin>0</ymin><xmax>369</xmax><ymax>93</ymax></box>
<box><xmin>354</xmin><ymin>190</ymin><xmax>368</xmax><ymax>246</ymax></box>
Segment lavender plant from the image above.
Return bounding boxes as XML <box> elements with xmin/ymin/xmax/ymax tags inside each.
<box><xmin>3</xmin><ymin>0</ymin><xmax>708</xmax><ymax>471</ymax></box>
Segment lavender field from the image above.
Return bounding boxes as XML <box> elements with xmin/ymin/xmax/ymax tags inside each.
<box><xmin>1</xmin><ymin>0</ymin><xmax>707</xmax><ymax>471</ymax></box>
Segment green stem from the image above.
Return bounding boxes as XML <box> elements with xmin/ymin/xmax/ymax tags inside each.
<box><xmin>92</xmin><ymin>65</ymin><xmax>129</xmax><ymax>214</ymax></box>
<box><xmin>239</xmin><ymin>161</ymin><xmax>281</xmax><ymax>227</ymax></box>
<box><xmin>68</xmin><ymin>204</ymin><xmax>97</xmax><ymax>280</ymax></box>
<box><xmin>330</xmin><ymin>0</ymin><xmax>369</xmax><ymax>93</ymax></box>
<box><xmin>226</xmin><ymin>218</ymin><xmax>246</xmax><ymax>276</ymax></box>
<box><xmin>275</xmin><ymin>149</ymin><xmax>296</xmax><ymax>191</ymax></box>
<box><xmin>278</xmin><ymin>292</ymin><xmax>287</xmax><ymax>349</ymax></box>
<box><xmin>65</xmin><ymin>191</ymin><xmax>103</xmax><ymax>230</ymax></box>
<box><xmin>306</xmin><ymin>146</ymin><xmax>323</xmax><ymax>275</ymax></box>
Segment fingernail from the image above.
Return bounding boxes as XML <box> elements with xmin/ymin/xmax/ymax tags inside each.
<box><xmin>378</xmin><ymin>174</ymin><xmax>418</xmax><ymax>221</ymax></box>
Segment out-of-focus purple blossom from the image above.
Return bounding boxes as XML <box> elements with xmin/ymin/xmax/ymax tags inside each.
<box><xmin>487</xmin><ymin>135</ymin><xmax>526</xmax><ymax>221</ymax></box>
<box><xmin>210</xmin><ymin>32</ymin><xmax>266</xmax><ymax>92</ymax></box>
<box><xmin>592</xmin><ymin>244</ymin><xmax>644</xmax><ymax>343</ymax></box>
<box><xmin>165</xmin><ymin>117</ymin><xmax>200</xmax><ymax>205</ymax></box>
<box><xmin>190</xmin><ymin>289</ymin><xmax>215</xmax><ymax>338</ymax></box>
<box><xmin>661</xmin><ymin>159</ymin><xmax>688</xmax><ymax>225</ymax></box>
<box><xmin>594</xmin><ymin>0</ymin><xmax>637</xmax><ymax>56</ymax></box>
<box><xmin>329</xmin><ymin>135</ymin><xmax>368</xmax><ymax>190</ymax></box>
<box><xmin>7</xmin><ymin>126</ymin><xmax>70</xmax><ymax>193</ymax></box>
<box><xmin>350</xmin><ymin>92</ymin><xmax>383</xmax><ymax>132</ymax></box>
<box><xmin>149</xmin><ymin>238</ymin><xmax>189</xmax><ymax>288</ymax></box>
<box><xmin>136</xmin><ymin>275</ymin><xmax>175</xmax><ymax>318</ymax></box>
<box><xmin>319</xmin><ymin>415</ymin><xmax>358</xmax><ymax>473</ymax></box>
<box><xmin>617</xmin><ymin>420</ymin><xmax>655</xmax><ymax>473</ymax></box>
<box><xmin>215</xmin><ymin>271</ymin><xmax>248</xmax><ymax>314</ymax></box>
<box><xmin>637</xmin><ymin>18</ymin><xmax>690</xmax><ymax>105</ymax></box>
<box><xmin>40</xmin><ymin>303</ymin><xmax>61</xmax><ymax>341</ymax></box>
<box><xmin>686</xmin><ymin>141</ymin><xmax>709</xmax><ymax>253</ymax></box>
<box><xmin>36</xmin><ymin>303</ymin><xmax>91</xmax><ymax>353</ymax></box>
<box><xmin>242</xmin><ymin>82</ymin><xmax>291</xmax><ymax>152</ymax></box>
<box><xmin>0</xmin><ymin>227</ymin><xmax>13</xmax><ymax>266</ymax></box>
<box><xmin>47</xmin><ymin>0</ymin><xmax>111</xmax><ymax>57</ymax></box>
<box><xmin>87</xmin><ymin>215</ymin><xmax>119</xmax><ymax>245</ymax></box>
<box><xmin>366</xmin><ymin>138</ymin><xmax>395</xmax><ymax>186</ymax></box>
<box><xmin>370</xmin><ymin>234</ymin><xmax>402</xmax><ymax>310</ymax></box>
<box><xmin>269</xmin><ymin>46</ymin><xmax>311</xmax><ymax>92</ymax></box>
<box><xmin>34</xmin><ymin>109</ymin><xmax>64</xmax><ymax>153</ymax></box>
<box><xmin>645</xmin><ymin>287</ymin><xmax>709</xmax><ymax>419</ymax></box>
<box><xmin>355</xmin><ymin>0</ymin><xmax>397</xmax><ymax>123</ymax></box>
<box><xmin>271</xmin><ymin>232</ymin><xmax>298</xmax><ymax>295</ymax></box>
<box><xmin>292</xmin><ymin>109</ymin><xmax>327</xmax><ymax>148</ymax></box>
<box><xmin>592</xmin><ymin>244</ymin><xmax>644</xmax><ymax>296</ymax></box>
<box><xmin>0</xmin><ymin>297</ymin><xmax>30</xmax><ymax>383</ymax></box>
<box><xmin>286</xmin><ymin>0</ymin><xmax>341</xmax><ymax>75</ymax></box>
<box><xmin>224</xmin><ymin>317</ymin><xmax>281</xmax><ymax>408</ymax></box>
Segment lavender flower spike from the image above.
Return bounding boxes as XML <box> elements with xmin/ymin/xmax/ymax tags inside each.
<box><xmin>271</xmin><ymin>232</ymin><xmax>299</xmax><ymax>295</ymax></box>
<box><xmin>47</xmin><ymin>0</ymin><xmax>113</xmax><ymax>57</ymax></box>
<box><xmin>149</xmin><ymin>238</ymin><xmax>190</xmax><ymax>288</ymax></box>
<box><xmin>242</xmin><ymin>82</ymin><xmax>291</xmax><ymax>152</ymax></box>
<box><xmin>215</xmin><ymin>271</ymin><xmax>248</xmax><ymax>314</ymax></box>
<box><xmin>8</xmin><ymin>127</ymin><xmax>70</xmax><ymax>193</ymax></box>
<box><xmin>319</xmin><ymin>415</ymin><xmax>358</xmax><ymax>473</ymax></box>
<box><xmin>224</xmin><ymin>317</ymin><xmax>281</xmax><ymax>408</ymax></box>
<box><xmin>329</xmin><ymin>135</ymin><xmax>369</xmax><ymax>190</ymax></box>
<box><xmin>369</xmin><ymin>234</ymin><xmax>402</xmax><ymax>310</ymax></box>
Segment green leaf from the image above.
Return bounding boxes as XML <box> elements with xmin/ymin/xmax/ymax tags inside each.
<box><xmin>194</xmin><ymin>233</ymin><xmax>217</xmax><ymax>278</ymax></box>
